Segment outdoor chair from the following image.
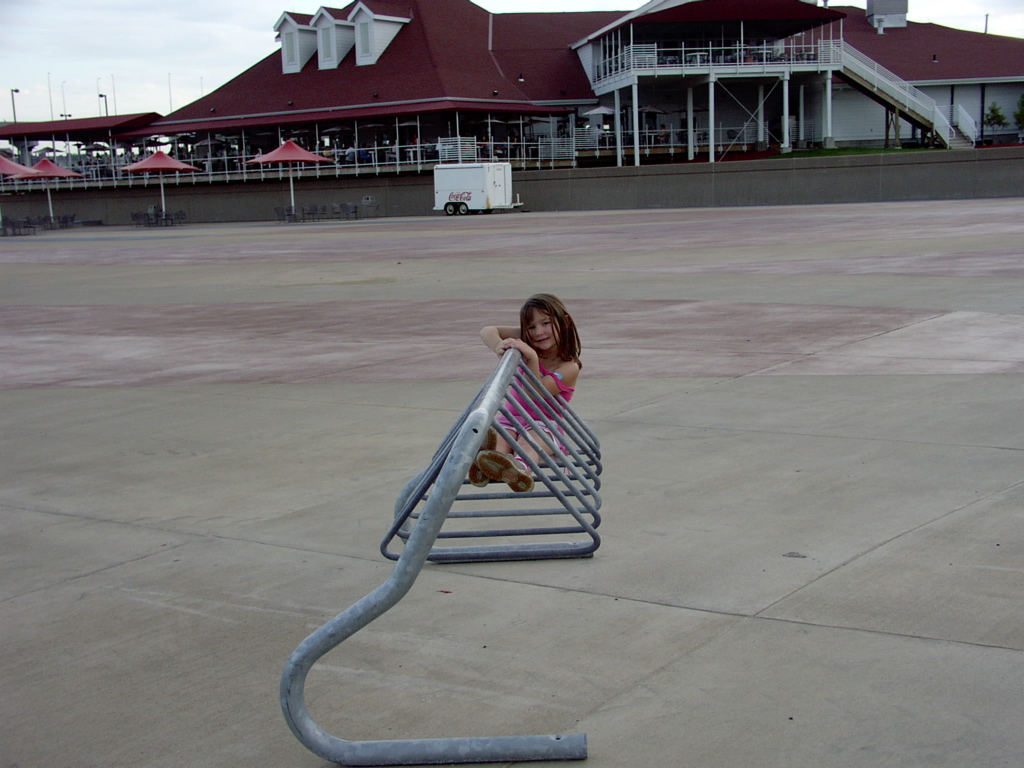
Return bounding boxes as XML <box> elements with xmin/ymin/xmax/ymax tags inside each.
<box><xmin>333</xmin><ymin>202</ymin><xmax>358</xmax><ymax>220</ymax></box>
<box><xmin>360</xmin><ymin>196</ymin><xmax>380</xmax><ymax>218</ymax></box>
<box><xmin>174</xmin><ymin>210</ymin><xmax>187</xmax><ymax>225</ymax></box>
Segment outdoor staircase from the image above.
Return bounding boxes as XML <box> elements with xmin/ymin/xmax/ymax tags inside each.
<box><xmin>946</xmin><ymin>127</ymin><xmax>975</xmax><ymax>150</ymax></box>
<box><xmin>837</xmin><ymin>42</ymin><xmax>968</xmax><ymax>149</ymax></box>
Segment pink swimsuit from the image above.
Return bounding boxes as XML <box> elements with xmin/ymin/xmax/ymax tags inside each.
<box><xmin>496</xmin><ymin>363</ymin><xmax>574</xmax><ymax>447</ymax></box>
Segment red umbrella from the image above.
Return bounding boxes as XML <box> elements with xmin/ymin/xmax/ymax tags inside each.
<box><xmin>0</xmin><ymin>156</ymin><xmax>39</xmax><ymax>223</ymax></box>
<box><xmin>11</xmin><ymin>158</ymin><xmax>83</xmax><ymax>220</ymax></box>
<box><xmin>0</xmin><ymin>155</ymin><xmax>39</xmax><ymax>177</ymax></box>
<box><xmin>245</xmin><ymin>140</ymin><xmax>332</xmax><ymax>210</ymax></box>
<box><xmin>120</xmin><ymin>151</ymin><xmax>201</xmax><ymax>212</ymax></box>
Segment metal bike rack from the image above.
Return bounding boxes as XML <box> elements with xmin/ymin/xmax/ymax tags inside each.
<box><xmin>281</xmin><ymin>351</ymin><xmax>596</xmax><ymax>765</ymax></box>
<box><xmin>382</xmin><ymin>354</ymin><xmax>602</xmax><ymax>563</ymax></box>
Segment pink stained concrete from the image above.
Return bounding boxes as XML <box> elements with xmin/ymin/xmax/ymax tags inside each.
<box><xmin>2</xmin><ymin>200</ymin><xmax>1023</xmax><ymax>387</ymax></box>
<box><xmin>0</xmin><ymin>298</ymin><xmax>1009</xmax><ymax>388</ymax></box>
<box><xmin>2</xmin><ymin>200</ymin><xmax>1023</xmax><ymax>267</ymax></box>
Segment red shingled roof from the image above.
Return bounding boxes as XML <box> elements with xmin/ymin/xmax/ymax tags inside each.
<box><xmin>831</xmin><ymin>6</ymin><xmax>1024</xmax><ymax>83</ymax></box>
<box><xmin>0</xmin><ymin>113</ymin><xmax>162</xmax><ymax>142</ymax></box>
<box><xmin>137</xmin><ymin>0</ymin><xmax>622</xmax><ymax>136</ymax></box>
<box><xmin>578</xmin><ymin>0</ymin><xmax>845</xmax><ymax>44</ymax></box>
<box><xmin>637</xmin><ymin>0</ymin><xmax>843</xmax><ymax>29</ymax></box>
<box><xmin>7</xmin><ymin>1</ymin><xmax>1021</xmax><ymax>145</ymax></box>
<box><xmin>491</xmin><ymin>11</ymin><xmax>622</xmax><ymax>102</ymax></box>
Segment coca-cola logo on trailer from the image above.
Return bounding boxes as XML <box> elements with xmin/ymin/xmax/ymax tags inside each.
<box><xmin>448</xmin><ymin>192</ymin><xmax>473</xmax><ymax>202</ymax></box>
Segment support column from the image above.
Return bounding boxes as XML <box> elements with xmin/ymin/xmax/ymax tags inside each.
<box><xmin>885</xmin><ymin>108</ymin><xmax>902</xmax><ymax>149</ymax></box>
<box><xmin>632</xmin><ymin>80</ymin><xmax>640</xmax><ymax>166</ymax></box>
<box><xmin>614</xmin><ymin>88</ymin><xmax>623</xmax><ymax>167</ymax></box>
<box><xmin>781</xmin><ymin>74</ymin><xmax>791</xmax><ymax>154</ymax></box>
<box><xmin>708</xmin><ymin>75</ymin><xmax>716</xmax><ymax>163</ymax></box>
<box><xmin>757</xmin><ymin>84</ymin><xmax>765</xmax><ymax>150</ymax></box>
<box><xmin>686</xmin><ymin>87</ymin><xmax>695</xmax><ymax>161</ymax></box>
<box><xmin>823</xmin><ymin>73</ymin><xmax>835</xmax><ymax>148</ymax></box>
<box><xmin>798</xmin><ymin>84</ymin><xmax>806</xmax><ymax>147</ymax></box>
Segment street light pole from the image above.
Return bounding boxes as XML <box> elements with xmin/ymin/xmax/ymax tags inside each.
<box><xmin>9</xmin><ymin>88</ymin><xmax>19</xmax><ymax>122</ymax></box>
<box><xmin>98</xmin><ymin>94</ymin><xmax>109</xmax><ymax>117</ymax></box>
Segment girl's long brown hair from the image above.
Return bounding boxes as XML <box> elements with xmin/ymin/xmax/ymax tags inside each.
<box><xmin>519</xmin><ymin>293</ymin><xmax>582</xmax><ymax>369</ymax></box>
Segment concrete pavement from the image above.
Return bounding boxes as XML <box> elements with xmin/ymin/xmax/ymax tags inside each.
<box><xmin>2</xmin><ymin>200</ymin><xmax>1023</xmax><ymax>767</ymax></box>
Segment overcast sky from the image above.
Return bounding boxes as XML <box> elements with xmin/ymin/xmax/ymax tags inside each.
<box><xmin>3</xmin><ymin>0</ymin><xmax>1023</xmax><ymax>124</ymax></box>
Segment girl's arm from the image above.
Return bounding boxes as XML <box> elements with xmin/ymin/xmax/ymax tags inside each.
<box><xmin>543</xmin><ymin>359</ymin><xmax>580</xmax><ymax>395</ymax></box>
<box><xmin>495</xmin><ymin>337</ymin><xmax>580</xmax><ymax>397</ymax></box>
<box><xmin>480</xmin><ymin>325</ymin><xmax>519</xmax><ymax>355</ymax></box>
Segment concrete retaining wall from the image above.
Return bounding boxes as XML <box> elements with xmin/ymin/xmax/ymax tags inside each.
<box><xmin>2</xmin><ymin>147</ymin><xmax>1022</xmax><ymax>225</ymax></box>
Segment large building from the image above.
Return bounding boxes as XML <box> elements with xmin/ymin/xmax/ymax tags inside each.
<box><xmin>3</xmin><ymin>0</ymin><xmax>1023</xmax><ymax>178</ymax></box>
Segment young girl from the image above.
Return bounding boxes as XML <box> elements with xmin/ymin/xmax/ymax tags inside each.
<box><xmin>472</xmin><ymin>293</ymin><xmax>582</xmax><ymax>492</ymax></box>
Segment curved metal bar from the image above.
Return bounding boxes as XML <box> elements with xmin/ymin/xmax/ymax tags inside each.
<box><xmin>281</xmin><ymin>350</ymin><xmax>588</xmax><ymax>765</ymax></box>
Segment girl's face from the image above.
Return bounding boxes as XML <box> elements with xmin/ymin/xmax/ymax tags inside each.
<box><xmin>525</xmin><ymin>310</ymin><xmax>559</xmax><ymax>353</ymax></box>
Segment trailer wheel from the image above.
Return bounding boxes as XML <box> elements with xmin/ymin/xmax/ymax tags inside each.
<box><xmin>457</xmin><ymin>202</ymin><xmax>469</xmax><ymax>215</ymax></box>
<box><xmin>444</xmin><ymin>202</ymin><xmax>456</xmax><ymax>216</ymax></box>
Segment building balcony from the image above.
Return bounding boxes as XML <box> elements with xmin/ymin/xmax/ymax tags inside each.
<box><xmin>592</xmin><ymin>40</ymin><xmax>843</xmax><ymax>91</ymax></box>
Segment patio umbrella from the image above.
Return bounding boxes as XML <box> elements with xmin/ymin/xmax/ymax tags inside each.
<box><xmin>10</xmin><ymin>158</ymin><xmax>83</xmax><ymax>220</ymax></box>
<box><xmin>120</xmin><ymin>151</ymin><xmax>200</xmax><ymax>212</ymax></box>
<box><xmin>0</xmin><ymin>156</ymin><xmax>40</xmax><ymax>222</ymax></box>
<box><xmin>245</xmin><ymin>140</ymin><xmax>331</xmax><ymax>210</ymax></box>
<box><xmin>0</xmin><ymin>155</ymin><xmax>39</xmax><ymax>177</ymax></box>
<box><xmin>583</xmin><ymin>105</ymin><xmax>615</xmax><ymax>116</ymax></box>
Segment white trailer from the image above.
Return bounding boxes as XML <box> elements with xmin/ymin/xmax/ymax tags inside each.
<box><xmin>433</xmin><ymin>162</ymin><xmax>522</xmax><ymax>215</ymax></box>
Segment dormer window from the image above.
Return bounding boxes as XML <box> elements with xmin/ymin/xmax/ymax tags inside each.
<box><xmin>320</xmin><ymin>26</ymin><xmax>333</xmax><ymax>59</ymax></box>
<box><xmin>357</xmin><ymin>21</ymin><xmax>372</xmax><ymax>63</ymax></box>
<box><xmin>275</xmin><ymin>12</ymin><xmax>318</xmax><ymax>74</ymax></box>
<box><xmin>312</xmin><ymin>8</ymin><xmax>355</xmax><ymax>70</ymax></box>
<box><xmin>278</xmin><ymin>5</ymin><xmax>409</xmax><ymax>73</ymax></box>
<box><xmin>283</xmin><ymin>31</ymin><xmax>297</xmax><ymax>66</ymax></box>
<box><xmin>348</xmin><ymin>3</ymin><xmax>409</xmax><ymax>66</ymax></box>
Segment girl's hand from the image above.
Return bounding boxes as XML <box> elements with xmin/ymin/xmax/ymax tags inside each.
<box><xmin>497</xmin><ymin>337</ymin><xmax>537</xmax><ymax>364</ymax></box>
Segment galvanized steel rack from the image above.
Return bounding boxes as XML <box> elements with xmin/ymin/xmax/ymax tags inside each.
<box><xmin>281</xmin><ymin>350</ymin><xmax>600</xmax><ymax>765</ymax></box>
<box><xmin>382</xmin><ymin>353</ymin><xmax>602</xmax><ymax>563</ymax></box>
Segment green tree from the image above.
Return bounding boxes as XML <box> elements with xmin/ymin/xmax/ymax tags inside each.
<box><xmin>1013</xmin><ymin>93</ymin><xmax>1024</xmax><ymax>132</ymax></box>
<box><xmin>983</xmin><ymin>102</ymin><xmax>1009</xmax><ymax>129</ymax></box>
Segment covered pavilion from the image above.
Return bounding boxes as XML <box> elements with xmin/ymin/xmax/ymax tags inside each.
<box><xmin>2</xmin><ymin>0</ymin><xmax>1023</xmax><ymax>199</ymax></box>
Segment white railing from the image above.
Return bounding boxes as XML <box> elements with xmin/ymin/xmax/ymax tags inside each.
<box><xmin>0</xmin><ymin>135</ymin><xmax>572</xmax><ymax>195</ymax></box>
<box><xmin>592</xmin><ymin>39</ymin><xmax>842</xmax><ymax>85</ymax></box>
<box><xmin>838</xmin><ymin>41</ymin><xmax>930</xmax><ymax>117</ymax></box>
<box><xmin>437</xmin><ymin>137</ymin><xmax>478</xmax><ymax>163</ymax></box>
<box><xmin>537</xmin><ymin>138</ymin><xmax>575</xmax><ymax>161</ymax></box>
<box><xmin>950</xmin><ymin>104</ymin><xmax>978</xmax><ymax>143</ymax></box>
<box><xmin>838</xmin><ymin>41</ymin><xmax>952</xmax><ymax>146</ymax></box>
<box><xmin>931</xmin><ymin>105</ymin><xmax>952</xmax><ymax>146</ymax></box>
